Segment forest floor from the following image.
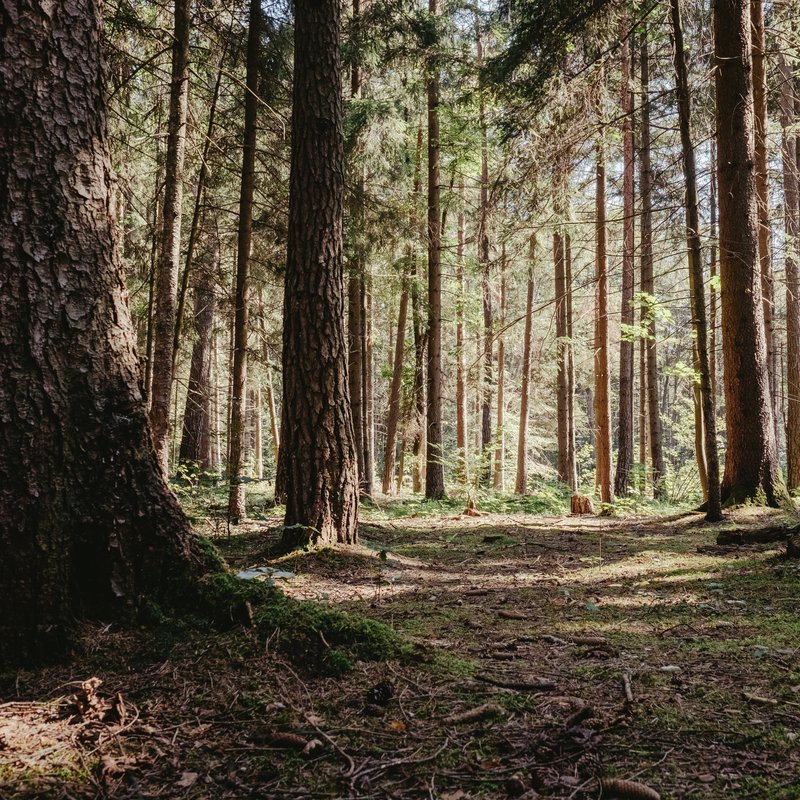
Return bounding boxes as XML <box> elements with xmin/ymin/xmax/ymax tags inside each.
<box><xmin>2</xmin><ymin>497</ymin><xmax>800</xmax><ymax>799</ymax></box>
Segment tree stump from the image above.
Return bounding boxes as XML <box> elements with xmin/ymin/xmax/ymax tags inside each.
<box><xmin>571</xmin><ymin>494</ymin><xmax>594</xmax><ymax>515</ymax></box>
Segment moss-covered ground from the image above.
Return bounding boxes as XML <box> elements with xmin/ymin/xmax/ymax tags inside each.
<box><xmin>1</xmin><ymin>494</ymin><xmax>799</xmax><ymax>798</ymax></box>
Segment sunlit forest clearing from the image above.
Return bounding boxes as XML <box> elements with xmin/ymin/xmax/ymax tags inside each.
<box><xmin>4</xmin><ymin>0</ymin><xmax>800</xmax><ymax>795</ymax></box>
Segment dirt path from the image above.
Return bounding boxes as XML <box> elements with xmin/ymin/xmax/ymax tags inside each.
<box><xmin>2</xmin><ymin>507</ymin><xmax>799</xmax><ymax>798</ymax></box>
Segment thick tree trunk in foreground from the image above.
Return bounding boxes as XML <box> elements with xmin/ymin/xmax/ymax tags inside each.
<box><xmin>0</xmin><ymin>0</ymin><xmax>211</xmax><ymax>667</ymax></box>
<box><xmin>425</xmin><ymin>0</ymin><xmax>445</xmax><ymax>499</ymax></box>
<box><xmin>594</xmin><ymin>138</ymin><xmax>613</xmax><ymax>505</ymax></box>
<box><xmin>280</xmin><ymin>0</ymin><xmax>359</xmax><ymax>545</ymax></box>
<box><xmin>149</xmin><ymin>0</ymin><xmax>190</xmax><ymax>474</ymax></box>
<box><xmin>615</xmin><ymin>36</ymin><xmax>635</xmax><ymax>497</ymax></box>
<box><xmin>670</xmin><ymin>0</ymin><xmax>721</xmax><ymax>521</ymax></box>
<box><xmin>227</xmin><ymin>0</ymin><xmax>260</xmax><ymax>521</ymax></box>
<box><xmin>780</xmin><ymin>53</ymin><xmax>800</xmax><ymax>489</ymax></box>
<box><xmin>714</xmin><ymin>0</ymin><xmax>782</xmax><ymax>505</ymax></box>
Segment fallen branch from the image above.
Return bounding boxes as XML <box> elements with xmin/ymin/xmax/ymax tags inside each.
<box><xmin>476</xmin><ymin>674</ymin><xmax>557</xmax><ymax>692</ymax></box>
<box><xmin>600</xmin><ymin>777</ymin><xmax>660</xmax><ymax>799</ymax></box>
<box><xmin>622</xmin><ymin>673</ymin><xmax>634</xmax><ymax>704</ymax></box>
<box><xmin>445</xmin><ymin>703</ymin><xmax>505</xmax><ymax>724</ymax></box>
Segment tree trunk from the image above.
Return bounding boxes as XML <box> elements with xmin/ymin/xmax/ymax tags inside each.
<box><xmin>455</xmin><ymin>179</ymin><xmax>469</xmax><ymax>484</ymax></box>
<box><xmin>516</xmin><ymin>235</ymin><xmax>536</xmax><ymax>494</ymax></box>
<box><xmin>227</xmin><ymin>0</ymin><xmax>260</xmax><ymax>521</ymax></box>
<box><xmin>594</xmin><ymin>135</ymin><xmax>612</xmax><ymax>505</ymax></box>
<box><xmin>493</xmin><ymin>243</ymin><xmax>506</xmax><ymax>490</ymax></box>
<box><xmin>253</xmin><ymin>386</ymin><xmax>263</xmax><ymax>481</ymax></box>
<box><xmin>172</xmin><ymin>47</ymin><xmax>226</xmax><ymax>378</ymax></box>
<box><xmin>348</xmin><ymin>271</ymin><xmax>364</xmax><ymax>491</ymax></box>
<box><xmin>554</xmin><ymin>228</ymin><xmax>569</xmax><ymax>484</ymax></box>
<box><xmin>179</xmin><ymin>256</ymin><xmax>216</xmax><ymax>471</ymax></box>
<box><xmin>614</xmin><ymin>35</ymin><xmax>635</xmax><ymax>497</ymax></box>
<box><xmin>478</xmin><ymin>36</ymin><xmax>493</xmax><ymax>487</ymax></box>
<box><xmin>425</xmin><ymin>0</ymin><xmax>445</xmax><ymax>500</ymax></box>
<box><xmin>640</xmin><ymin>26</ymin><xmax>666</xmax><ymax>497</ymax></box>
<box><xmin>780</xmin><ymin>52</ymin><xmax>800</xmax><ymax>489</ymax></box>
<box><xmin>280</xmin><ymin>0</ymin><xmax>359</xmax><ymax>545</ymax></box>
<box><xmin>149</xmin><ymin>0</ymin><xmax>190</xmax><ymax>474</ymax></box>
<box><xmin>710</xmin><ymin>140</ymin><xmax>719</xmax><ymax>403</ymax></box>
<box><xmin>751</xmin><ymin>0</ymin><xmax>778</xmax><ymax>447</ymax></box>
<box><xmin>363</xmin><ymin>280</ymin><xmax>375</xmax><ymax>495</ymax></box>
<box><xmin>382</xmin><ymin>276</ymin><xmax>409</xmax><ymax>494</ymax></box>
<box><xmin>714</xmin><ymin>0</ymin><xmax>782</xmax><ymax>505</ymax></box>
<box><xmin>565</xmin><ymin>232</ymin><xmax>577</xmax><ymax>490</ymax></box>
<box><xmin>0</xmin><ymin>0</ymin><xmax>212</xmax><ymax>667</ymax></box>
<box><xmin>670</xmin><ymin>0</ymin><xmax>721</xmax><ymax>521</ymax></box>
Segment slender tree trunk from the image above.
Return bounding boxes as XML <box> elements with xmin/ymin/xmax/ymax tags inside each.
<box><xmin>363</xmin><ymin>281</ymin><xmax>375</xmax><ymax>495</ymax></box>
<box><xmin>382</xmin><ymin>276</ymin><xmax>409</xmax><ymax>494</ymax></box>
<box><xmin>149</xmin><ymin>0</ymin><xmax>191</xmax><ymax>474</ymax></box>
<box><xmin>144</xmin><ymin>189</ymin><xmax>161</xmax><ymax>406</ymax></box>
<box><xmin>565</xmin><ymin>232</ymin><xmax>577</xmax><ymax>490</ymax></box>
<box><xmin>714</xmin><ymin>0</ymin><xmax>782</xmax><ymax>505</ymax></box>
<box><xmin>280</xmin><ymin>0</ymin><xmax>359</xmax><ymax>545</ymax></box>
<box><xmin>554</xmin><ymin>228</ymin><xmax>569</xmax><ymax>483</ymax></box>
<box><xmin>615</xmin><ymin>35</ymin><xmax>635</xmax><ymax>497</ymax></box>
<box><xmin>0</xmin><ymin>0</ymin><xmax>213</xmax><ymax>667</ymax></box>
<box><xmin>179</xmin><ymin>255</ymin><xmax>216</xmax><ymax>471</ymax></box>
<box><xmin>751</xmin><ymin>0</ymin><xmax>778</xmax><ymax>446</ymax></box>
<box><xmin>780</xmin><ymin>52</ymin><xmax>800</xmax><ymax>489</ymax></box>
<box><xmin>516</xmin><ymin>235</ymin><xmax>536</xmax><ymax>494</ymax></box>
<box><xmin>710</xmin><ymin>140</ymin><xmax>719</xmax><ymax>402</ymax></box>
<box><xmin>670</xmin><ymin>0</ymin><xmax>721</xmax><ymax>520</ymax></box>
<box><xmin>227</xmin><ymin>0</ymin><xmax>260</xmax><ymax>521</ymax></box>
<box><xmin>640</xmin><ymin>27</ymin><xmax>666</xmax><ymax>497</ymax></box>
<box><xmin>494</xmin><ymin>243</ymin><xmax>507</xmax><ymax>490</ymax></box>
<box><xmin>456</xmin><ymin>179</ymin><xmax>469</xmax><ymax>484</ymax></box>
<box><xmin>425</xmin><ymin>0</ymin><xmax>445</xmax><ymax>499</ymax></box>
<box><xmin>172</xmin><ymin>47</ymin><xmax>227</xmax><ymax>376</ymax></box>
<box><xmin>594</xmin><ymin>135</ymin><xmax>613</xmax><ymax>505</ymax></box>
<box><xmin>477</xmin><ymin>29</ymin><xmax>492</xmax><ymax>487</ymax></box>
<box><xmin>253</xmin><ymin>386</ymin><xmax>263</xmax><ymax>481</ymax></box>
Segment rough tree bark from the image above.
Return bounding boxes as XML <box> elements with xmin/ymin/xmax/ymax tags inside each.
<box><xmin>780</xmin><ymin>52</ymin><xmax>800</xmax><ymax>489</ymax></box>
<box><xmin>614</xmin><ymin>34</ymin><xmax>635</xmax><ymax>497</ymax></box>
<box><xmin>714</xmin><ymin>0</ymin><xmax>782</xmax><ymax>504</ymax></box>
<box><xmin>493</xmin><ymin>242</ymin><xmax>507</xmax><ymax>490</ymax></box>
<box><xmin>670</xmin><ymin>0</ymin><xmax>721</xmax><ymax>521</ymax></box>
<box><xmin>554</xmin><ymin>227</ymin><xmax>570</xmax><ymax>484</ymax></box>
<box><xmin>594</xmin><ymin>133</ymin><xmax>613</xmax><ymax>505</ymax></box>
<box><xmin>640</xmin><ymin>26</ymin><xmax>665</xmax><ymax>497</ymax></box>
<box><xmin>149</xmin><ymin>0</ymin><xmax>190</xmax><ymax>474</ymax></box>
<box><xmin>751</xmin><ymin>0</ymin><xmax>778</xmax><ymax>446</ymax></box>
<box><xmin>179</xmin><ymin>252</ymin><xmax>217</xmax><ymax>471</ymax></box>
<box><xmin>0</xmin><ymin>0</ymin><xmax>212</xmax><ymax>667</ymax></box>
<box><xmin>280</xmin><ymin>0</ymin><xmax>359</xmax><ymax>545</ymax></box>
<box><xmin>516</xmin><ymin>235</ymin><xmax>536</xmax><ymax>494</ymax></box>
<box><xmin>425</xmin><ymin>0</ymin><xmax>445</xmax><ymax>499</ymax></box>
<box><xmin>456</xmin><ymin>179</ymin><xmax>469</xmax><ymax>484</ymax></box>
<box><xmin>227</xmin><ymin>0</ymin><xmax>260</xmax><ymax>521</ymax></box>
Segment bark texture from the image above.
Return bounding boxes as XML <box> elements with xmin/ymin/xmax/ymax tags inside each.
<box><xmin>714</xmin><ymin>0</ymin><xmax>782</xmax><ymax>504</ymax></box>
<box><xmin>780</xmin><ymin>53</ymin><xmax>800</xmax><ymax>488</ymax></box>
<box><xmin>515</xmin><ymin>236</ymin><xmax>536</xmax><ymax>494</ymax></box>
<box><xmin>614</xmin><ymin>36</ymin><xmax>635</xmax><ymax>497</ymax></box>
<box><xmin>0</xmin><ymin>0</ymin><xmax>211</xmax><ymax>666</ymax></box>
<box><xmin>227</xmin><ymin>0</ymin><xmax>260</xmax><ymax>520</ymax></box>
<box><xmin>149</xmin><ymin>0</ymin><xmax>190</xmax><ymax>474</ymax></box>
<box><xmin>280</xmin><ymin>0</ymin><xmax>359</xmax><ymax>545</ymax></box>
<box><xmin>425</xmin><ymin>0</ymin><xmax>445</xmax><ymax>499</ymax></box>
<box><xmin>670</xmin><ymin>0</ymin><xmax>721</xmax><ymax>520</ymax></box>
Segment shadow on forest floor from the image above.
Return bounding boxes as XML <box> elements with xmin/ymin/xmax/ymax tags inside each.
<box><xmin>2</xmin><ymin>503</ymin><xmax>800</xmax><ymax>798</ymax></box>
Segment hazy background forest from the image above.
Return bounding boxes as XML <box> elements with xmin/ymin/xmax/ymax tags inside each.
<box><xmin>112</xmin><ymin>0</ymin><xmax>800</xmax><ymax>519</ymax></box>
